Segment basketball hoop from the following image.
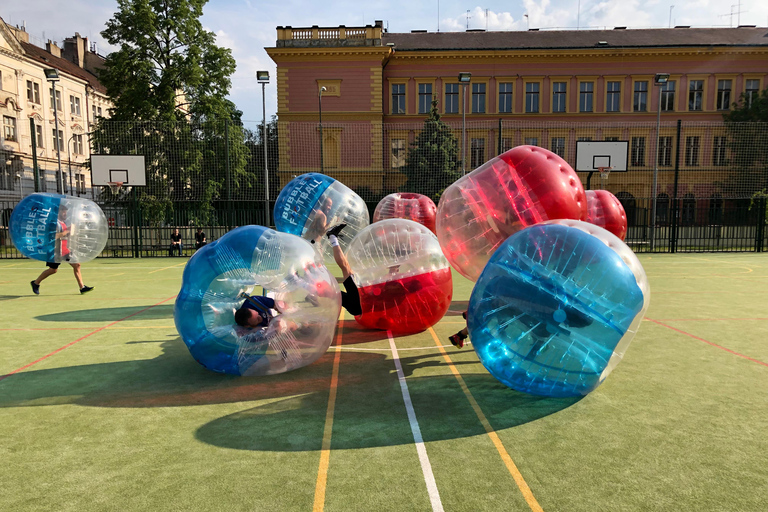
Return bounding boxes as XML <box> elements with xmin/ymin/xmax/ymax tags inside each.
<box><xmin>107</xmin><ymin>182</ymin><xmax>124</xmax><ymax>194</ymax></box>
<box><xmin>598</xmin><ymin>167</ymin><xmax>612</xmax><ymax>180</ymax></box>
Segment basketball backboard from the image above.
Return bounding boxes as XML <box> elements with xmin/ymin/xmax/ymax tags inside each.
<box><xmin>90</xmin><ymin>155</ymin><xmax>147</xmax><ymax>186</ymax></box>
<box><xmin>575</xmin><ymin>141</ymin><xmax>629</xmax><ymax>172</ymax></box>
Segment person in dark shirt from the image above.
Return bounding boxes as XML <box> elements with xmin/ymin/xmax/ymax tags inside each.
<box><xmin>235</xmin><ymin>294</ymin><xmax>287</xmax><ymax>328</ymax></box>
<box><xmin>194</xmin><ymin>228</ymin><xmax>207</xmax><ymax>250</ymax></box>
<box><xmin>169</xmin><ymin>228</ymin><xmax>183</xmax><ymax>256</ymax></box>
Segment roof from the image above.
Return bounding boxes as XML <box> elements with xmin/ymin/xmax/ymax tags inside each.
<box><xmin>382</xmin><ymin>27</ymin><xmax>768</xmax><ymax>51</ymax></box>
<box><xmin>20</xmin><ymin>41</ymin><xmax>107</xmax><ymax>94</ymax></box>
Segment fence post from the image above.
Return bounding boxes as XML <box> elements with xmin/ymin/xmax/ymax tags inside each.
<box><xmin>497</xmin><ymin>118</ymin><xmax>502</xmax><ymax>155</ymax></box>
<box><xmin>670</xmin><ymin>119</ymin><xmax>682</xmax><ymax>253</ymax></box>
<box><xmin>224</xmin><ymin>119</ymin><xmax>232</xmax><ymax>229</ymax></box>
<box><xmin>756</xmin><ymin>196</ymin><xmax>766</xmax><ymax>253</ymax></box>
<box><xmin>131</xmin><ymin>187</ymin><xmax>140</xmax><ymax>258</ymax></box>
<box><xmin>29</xmin><ymin>117</ymin><xmax>40</xmax><ymax>192</ymax></box>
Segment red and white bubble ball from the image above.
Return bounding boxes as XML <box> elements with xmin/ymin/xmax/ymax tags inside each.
<box><xmin>346</xmin><ymin>219</ymin><xmax>452</xmax><ymax>335</ymax></box>
<box><xmin>585</xmin><ymin>190</ymin><xmax>627</xmax><ymax>241</ymax></box>
<box><xmin>436</xmin><ymin>145</ymin><xmax>587</xmax><ymax>281</ymax></box>
<box><xmin>373</xmin><ymin>192</ymin><xmax>437</xmax><ymax>233</ymax></box>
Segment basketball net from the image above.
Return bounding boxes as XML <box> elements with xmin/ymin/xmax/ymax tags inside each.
<box><xmin>598</xmin><ymin>167</ymin><xmax>612</xmax><ymax>188</ymax></box>
<box><xmin>107</xmin><ymin>182</ymin><xmax>123</xmax><ymax>194</ymax></box>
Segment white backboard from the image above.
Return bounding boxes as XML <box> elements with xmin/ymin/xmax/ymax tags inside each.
<box><xmin>575</xmin><ymin>141</ymin><xmax>629</xmax><ymax>172</ymax></box>
<box><xmin>91</xmin><ymin>155</ymin><xmax>146</xmax><ymax>186</ymax></box>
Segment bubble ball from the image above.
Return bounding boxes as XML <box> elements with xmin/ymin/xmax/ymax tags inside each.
<box><xmin>437</xmin><ymin>145</ymin><xmax>587</xmax><ymax>282</ymax></box>
<box><xmin>10</xmin><ymin>193</ymin><xmax>108</xmax><ymax>263</ymax></box>
<box><xmin>585</xmin><ymin>190</ymin><xmax>628</xmax><ymax>241</ymax></box>
<box><xmin>468</xmin><ymin>219</ymin><xmax>650</xmax><ymax>397</ymax></box>
<box><xmin>174</xmin><ymin>225</ymin><xmax>342</xmax><ymax>376</ymax></box>
<box><xmin>274</xmin><ymin>173</ymin><xmax>370</xmax><ymax>263</ymax></box>
<box><xmin>373</xmin><ymin>192</ymin><xmax>437</xmax><ymax>233</ymax></box>
<box><xmin>346</xmin><ymin>219</ymin><xmax>452</xmax><ymax>335</ymax></box>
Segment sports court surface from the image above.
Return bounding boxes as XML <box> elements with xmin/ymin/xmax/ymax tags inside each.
<box><xmin>1</xmin><ymin>253</ymin><xmax>766</xmax><ymax>511</ymax></box>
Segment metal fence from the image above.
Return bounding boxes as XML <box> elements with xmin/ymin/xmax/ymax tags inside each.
<box><xmin>1</xmin><ymin>118</ymin><xmax>766</xmax><ymax>258</ymax></box>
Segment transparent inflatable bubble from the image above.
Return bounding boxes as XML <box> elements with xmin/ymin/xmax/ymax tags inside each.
<box><xmin>585</xmin><ymin>190</ymin><xmax>628</xmax><ymax>241</ymax></box>
<box><xmin>346</xmin><ymin>219</ymin><xmax>452</xmax><ymax>335</ymax></box>
<box><xmin>10</xmin><ymin>193</ymin><xmax>108</xmax><ymax>263</ymax></box>
<box><xmin>274</xmin><ymin>173</ymin><xmax>369</xmax><ymax>263</ymax></box>
<box><xmin>436</xmin><ymin>145</ymin><xmax>587</xmax><ymax>282</ymax></box>
<box><xmin>468</xmin><ymin>220</ymin><xmax>649</xmax><ymax>397</ymax></box>
<box><xmin>174</xmin><ymin>225</ymin><xmax>342</xmax><ymax>376</ymax></box>
<box><xmin>373</xmin><ymin>192</ymin><xmax>437</xmax><ymax>233</ymax></box>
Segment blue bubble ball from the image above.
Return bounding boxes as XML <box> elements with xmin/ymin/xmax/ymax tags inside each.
<box><xmin>468</xmin><ymin>219</ymin><xmax>650</xmax><ymax>397</ymax></box>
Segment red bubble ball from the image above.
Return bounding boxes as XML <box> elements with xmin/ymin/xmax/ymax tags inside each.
<box><xmin>585</xmin><ymin>190</ymin><xmax>627</xmax><ymax>241</ymax></box>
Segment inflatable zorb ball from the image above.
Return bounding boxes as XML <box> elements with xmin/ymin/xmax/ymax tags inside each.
<box><xmin>274</xmin><ymin>173</ymin><xmax>369</xmax><ymax>263</ymax></box>
<box><xmin>346</xmin><ymin>219</ymin><xmax>452</xmax><ymax>335</ymax></box>
<box><xmin>174</xmin><ymin>226</ymin><xmax>341</xmax><ymax>376</ymax></box>
<box><xmin>10</xmin><ymin>193</ymin><xmax>108</xmax><ymax>263</ymax></box>
<box><xmin>437</xmin><ymin>145</ymin><xmax>586</xmax><ymax>281</ymax></box>
<box><xmin>373</xmin><ymin>192</ymin><xmax>437</xmax><ymax>233</ymax></box>
<box><xmin>468</xmin><ymin>219</ymin><xmax>649</xmax><ymax>397</ymax></box>
<box><xmin>585</xmin><ymin>190</ymin><xmax>628</xmax><ymax>241</ymax></box>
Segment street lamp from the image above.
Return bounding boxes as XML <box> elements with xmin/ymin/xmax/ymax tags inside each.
<box><xmin>257</xmin><ymin>70</ymin><xmax>270</xmax><ymax>226</ymax></box>
<box><xmin>650</xmin><ymin>72</ymin><xmax>670</xmax><ymax>251</ymax></box>
<box><xmin>319</xmin><ymin>86</ymin><xmax>327</xmax><ymax>174</ymax></box>
<box><xmin>458</xmin><ymin>72</ymin><xmax>471</xmax><ymax>175</ymax></box>
<box><xmin>44</xmin><ymin>68</ymin><xmax>64</xmax><ymax>194</ymax></box>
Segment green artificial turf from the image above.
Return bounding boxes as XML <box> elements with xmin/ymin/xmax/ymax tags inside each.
<box><xmin>0</xmin><ymin>254</ymin><xmax>766</xmax><ymax>511</ymax></box>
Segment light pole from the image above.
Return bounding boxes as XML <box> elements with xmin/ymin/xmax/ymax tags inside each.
<box><xmin>67</xmin><ymin>133</ymin><xmax>77</xmax><ymax>195</ymax></box>
<box><xmin>319</xmin><ymin>86</ymin><xmax>326</xmax><ymax>173</ymax></box>
<box><xmin>44</xmin><ymin>68</ymin><xmax>64</xmax><ymax>194</ymax></box>
<box><xmin>257</xmin><ymin>71</ymin><xmax>270</xmax><ymax>226</ymax></box>
<box><xmin>458</xmin><ymin>72</ymin><xmax>471</xmax><ymax>175</ymax></box>
<box><xmin>650</xmin><ymin>72</ymin><xmax>670</xmax><ymax>252</ymax></box>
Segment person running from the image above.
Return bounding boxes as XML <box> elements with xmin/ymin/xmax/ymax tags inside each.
<box><xmin>449</xmin><ymin>311</ymin><xmax>469</xmax><ymax>349</ymax></box>
<box><xmin>30</xmin><ymin>204</ymin><xmax>93</xmax><ymax>295</ymax></box>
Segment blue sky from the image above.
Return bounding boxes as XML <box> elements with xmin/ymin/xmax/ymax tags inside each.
<box><xmin>3</xmin><ymin>1</ymin><xmax>766</xmax><ymax>124</ymax></box>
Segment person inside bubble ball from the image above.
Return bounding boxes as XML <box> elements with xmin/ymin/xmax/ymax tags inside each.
<box><xmin>30</xmin><ymin>203</ymin><xmax>94</xmax><ymax>295</ymax></box>
<box><xmin>323</xmin><ymin>223</ymin><xmax>363</xmax><ymax>316</ymax></box>
<box><xmin>306</xmin><ymin>197</ymin><xmax>335</xmax><ymax>244</ymax></box>
<box><xmin>234</xmin><ymin>293</ymin><xmax>288</xmax><ymax>330</ymax></box>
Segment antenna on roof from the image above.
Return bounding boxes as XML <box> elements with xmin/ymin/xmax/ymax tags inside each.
<box><xmin>466</xmin><ymin>10</ymin><xmax>471</xmax><ymax>30</ymax></box>
<box><xmin>437</xmin><ymin>0</ymin><xmax>440</xmax><ymax>32</ymax></box>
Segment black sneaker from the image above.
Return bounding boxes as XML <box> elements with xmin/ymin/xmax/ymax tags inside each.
<box><xmin>326</xmin><ymin>223</ymin><xmax>347</xmax><ymax>238</ymax></box>
<box><xmin>30</xmin><ymin>281</ymin><xmax>40</xmax><ymax>295</ymax></box>
<box><xmin>449</xmin><ymin>332</ymin><xmax>466</xmax><ymax>349</ymax></box>
<box><xmin>80</xmin><ymin>286</ymin><xmax>94</xmax><ymax>294</ymax></box>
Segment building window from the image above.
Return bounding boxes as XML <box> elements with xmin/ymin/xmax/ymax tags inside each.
<box><xmin>656</xmin><ymin>193</ymin><xmax>670</xmax><ymax>225</ymax></box>
<box><xmin>501</xmin><ymin>137</ymin><xmax>513</xmax><ymax>152</ymax></box>
<box><xmin>551</xmin><ymin>137</ymin><xmax>565</xmax><ymax>158</ymax></box>
<box><xmin>391</xmin><ymin>84</ymin><xmax>405</xmax><ymax>114</ymax></box>
<box><xmin>70</xmin><ymin>95</ymin><xmax>81</xmax><ymax>116</ymax></box>
<box><xmin>579</xmin><ymin>82</ymin><xmax>594</xmax><ymax>112</ymax></box>
<box><xmin>631</xmin><ymin>137</ymin><xmax>645</xmax><ymax>166</ymax></box>
<box><xmin>445</xmin><ymin>83</ymin><xmax>459</xmax><ymax>114</ymax></box>
<box><xmin>745</xmin><ymin>79</ymin><xmax>760</xmax><ymax>108</ymax></box>
<box><xmin>713</xmin><ymin>136</ymin><xmax>727</xmax><ymax>166</ymax></box>
<box><xmin>35</xmin><ymin>124</ymin><xmax>44</xmax><ymax>148</ymax></box>
<box><xmin>93</xmin><ymin>105</ymin><xmax>104</xmax><ymax>119</ymax></box>
<box><xmin>391</xmin><ymin>139</ymin><xmax>406</xmax><ymax>169</ymax></box>
<box><xmin>682</xmin><ymin>194</ymin><xmax>696</xmax><ymax>225</ymax></box>
<box><xmin>552</xmin><ymin>82</ymin><xmax>567</xmax><ymax>113</ymax></box>
<box><xmin>73</xmin><ymin>134</ymin><xmax>84</xmax><ymax>155</ymax></box>
<box><xmin>498</xmin><ymin>82</ymin><xmax>513</xmax><ymax>113</ymax></box>
<box><xmin>470</xmin><ymin>138</ymin><xmax>485</xmax><ymax>168</ymax></box>
<box><xmin>525</xmin><ymin>83</ymin><xmax>539</xmax><ymax>113</ymax></box>
<box><xmin>709</xmin><ymin>194</ymin><xmax>723</xmax><ymax>224</ymax></box>
<box><xmin>524</xmin><ymin>137</ymin><xmax>539</xmax><ymax>146</ymax></box>
<box><xmin>604</xmin><ymin>136</ymin><xmax>620</xmax><ymax>141</ymax></box>
<box><xmin>658</xmin><ymin>136</ymin><xmax>673</xmax><ymax>166</ymax></box>
<box><xmin>26</xmin><ymin>80</ymin><xmax>41</xmax><ymax>104</ymax></box>
<box><xmin>76</xmin><ymin>174</ymin><xmax>86</xmax><ymax>194</ymax></box>
<box><xmin>49</xmin><ymin>88</ymin><xmax>62</xmax><ymax>111</ymax></box>
<box><xmin>472</xmin><ymin>83</ymin><xmax>486</xmax><ymax>114</ymax></box>
<box><xmin>685</xmin><ymin>136</ymin><xmax>700</xmax><ymax>166</ymax></box>
<box><xmin>660</xmin><ymin>81</ymin><xmax>675</xmax><ymax>111</ymax></box>
<box><xmin>3</xmin><ymin>116</ymin><xmax>17</xmax><ymax>142</ymax></box>
<box><xmin>52</xmin><ymin>129</ymin><xmax>64</xmax><ymax>152</ymax></box>
<box><xmin>606</xmin><ymin>81</ymin><xmax>621</xmax><ymax>112</ymax></box>
<box><xmin>633</xmin><ymin>81</ymin><xmax>648</xmax><ymax>112</ymax></box>
<box><xmin>418</xmin><ymin>83</ymin><xmax>432</xmax><ymax>114</ymax></box>
<box><xmin>689</xmin><ymin>80</ymin><xmax>704</xmax><ymax>111</ymax></box>
<box><xmin>717</xmin><ymin>80</ymin><xmax>732</xmax><ymax>110</ymax></box>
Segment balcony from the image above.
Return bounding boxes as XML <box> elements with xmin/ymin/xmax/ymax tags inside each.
<box><xmin>276</xmin><ymin>21</ymin><xmax>383</xmax><ymax>48</ymax></box>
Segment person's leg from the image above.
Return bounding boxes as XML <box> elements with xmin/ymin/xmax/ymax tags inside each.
<box><xmin>331</xmin><ymin>245</ymin><xmax>353</xmax><ymax>280</ymax></box>
<box><xmin>71</xmin><ymin>263</ymin><xmax>84</xmax><ymax>289</ymax></box>
<box><xmin>34</xmin><ymin>267</ymin><xmax>57</xmax><ymax>285</ymax></box>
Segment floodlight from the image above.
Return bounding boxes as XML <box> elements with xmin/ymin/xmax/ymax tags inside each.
<box><xmin>654</xmin><ymin>73</ymin><xmax>670</xmax><ymax>85</ymax></box>
<box><xmin>44</xmin><ymin>68</ymin><xmax>59</xmax><ymax>81</ymax></box>
<box><xmin>256</xmin><ymin>70</ymin><xmax>269</xmax><ymax>83</ymax></box>
<box><xmin>458</xmin><ymin>72</ymin><xmax>472</xmax><ymax>83</ymax></box>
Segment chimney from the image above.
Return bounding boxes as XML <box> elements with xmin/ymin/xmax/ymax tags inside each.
<box><xmin>7</xmin><ymin>23</ymin><xmax>30</xmax><ymax>43</ymax></box>
<box><xmin>46</xmin><ymin>40</ymin><xmax>62</xmax><ymax>58</ymax></box>
<box><xmin>63</xmin><ymin>33</ymin><xmax>86</xmax><ymax>68</ymax></box>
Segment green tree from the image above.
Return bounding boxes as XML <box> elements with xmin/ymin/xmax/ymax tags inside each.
<box><xmin>402</xmin><ymin>99</ymin><xmax>461</xmax><ymax>201</ymax></box>
<box><xmin>723</xmin><ymin>88</ymin><xmax>768</xmax><ymax>197</ymax></box>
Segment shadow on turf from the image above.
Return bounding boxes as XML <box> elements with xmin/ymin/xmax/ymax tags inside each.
<box><xmin>34</xmin><ymin>305</ymin><xmax>175</xmax><ymax>322</ymax></box>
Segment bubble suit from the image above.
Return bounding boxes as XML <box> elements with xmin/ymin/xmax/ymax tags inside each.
<box><xmin>468</xmin><ymin>219</ymin><xmax>650</xmax><ymax>397</ymax></box>
<box><xmin>174</xmin><ymin>225</ymin><xmax>341</xmax><ymax>376</ymax></box>
<box><xmin>10</xmin><ymin>193</ymin><xmax>108</xmax><ymax>263</ymax></box>
<box><xmin>373</xmin><ymin>192</ymin><xmax>437</xmax><ymax>233</ymax></box>
<box><xmin>274</xmin><ymin>173</ymin><xmax>369</xmax><ymax>263</ymax></box>
<box><xmin>346</xmin><ymin>219</ymin><xmax>452</xmax><ymax>335</ymax></box>
<box><xmin>437</xmin><ymin>145</ymin><xmax>587</xmax><ymax>281</ymax></box>
<box><xmin>585</xmin><ymin>190</ymin><xmax>628</xmax><ymax>241</ymax></box>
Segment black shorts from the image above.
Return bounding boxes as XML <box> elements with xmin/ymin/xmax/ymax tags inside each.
<box><xmin>46</xmin><ymin>262</ymin><xmax>61</xmax><ymax>269</ymax></box>
<box><xmin>340</xmin><ymin>276</ymin><xmax>362</xmax><ymax>316</ymax></box>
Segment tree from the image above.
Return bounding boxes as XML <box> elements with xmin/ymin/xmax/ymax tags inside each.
<box><xmin>722</xmin><ymin>88</ymin><xmax>768</xmax><ymax>197</ymax></box>
<box><xmin>402</xmin><ymin>99</ymin><xmax>461</xmax><ymax>201</ymax></box>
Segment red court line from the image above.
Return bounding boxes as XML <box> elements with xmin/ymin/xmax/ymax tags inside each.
<box><xmin>0</xmin><ymin>295</ymin><xmax>177</xmax><ymax>383</ymax></box>
<box><xmin>0</xmin><ymin>327</ymin><xmax>93</xmax><ymax>332</ymax></box>
<box><xmin>646</xmin><ymin>318</ymin><xmax>768</xmax><ymax>368</ymax></box>
<box><xmin>648</xmin><ymin>318</ymin><xmax>768</xmax><ymax>322</ymax></box>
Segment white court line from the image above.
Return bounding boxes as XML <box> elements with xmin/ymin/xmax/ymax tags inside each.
<box><xmin>333</xmin><ymin>342</ymin><xmax>471</xmax><ymax>352</ymax></box>
<box><xmin>388</xmin><ymin>330</ymin><xmax>444</xmax><ymax>512</ymax></box>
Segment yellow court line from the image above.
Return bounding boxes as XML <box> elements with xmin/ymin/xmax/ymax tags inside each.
<box><xmin>313</xmin><ymin>310</ymin><xmax>345</xmax><ymax>512</ymax></box>
<box><xmin>2</xmin><ymin>263</ymin><xmax>25</xmax><ymax>268</ymax></box>
<box><xmin>428</xmin><ymin>328</ymin><xmax>544</xmax><ymax>512</ymax></box>
<box><xmin>148</xmin><ymin>261</ymin><xmax>187</xmax><ymax>274</ymax></box>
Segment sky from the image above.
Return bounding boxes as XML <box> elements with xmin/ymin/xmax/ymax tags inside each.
<box><xmin>3</xmin><ymin>0</ymin><xmax>767</xmax><ymax>126</ymax></box>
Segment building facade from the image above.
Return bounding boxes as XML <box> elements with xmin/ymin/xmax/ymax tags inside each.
<box><xmin>0</xmin><ymin>17</ymin><xmax>110</xmax><ymax>211</ymax></box>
